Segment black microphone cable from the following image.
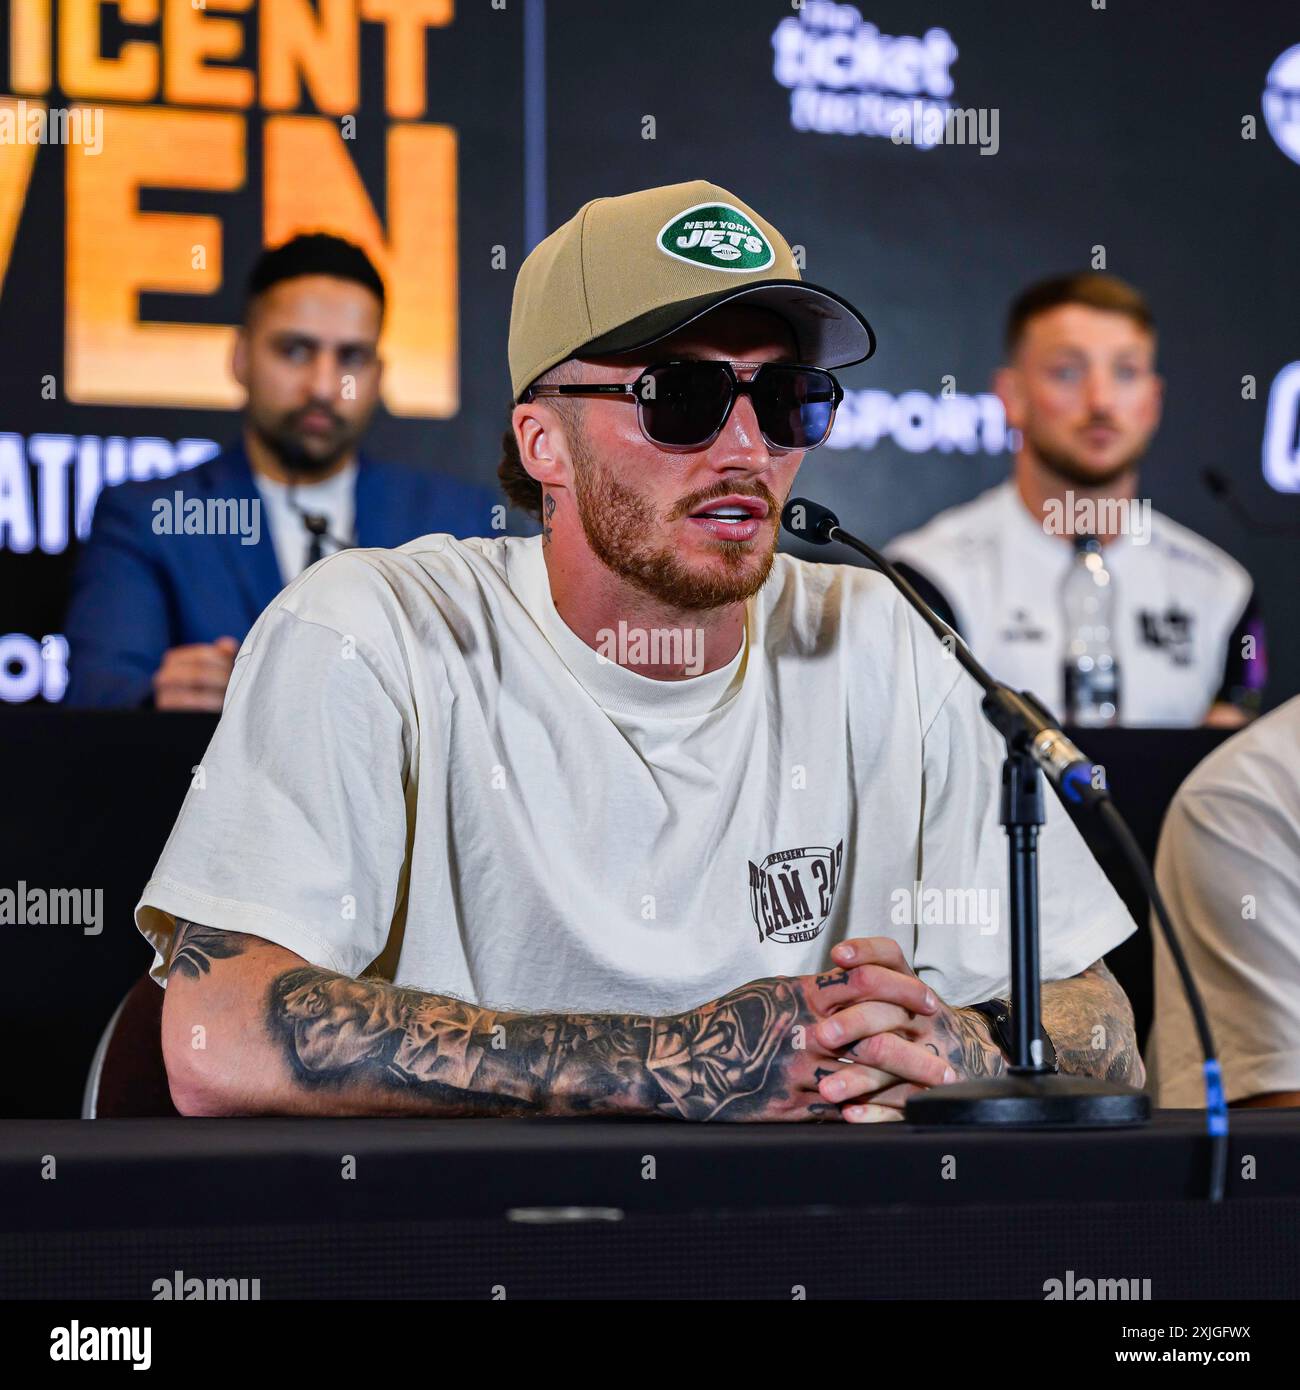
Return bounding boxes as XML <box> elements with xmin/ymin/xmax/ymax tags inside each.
<box><xmin>783</xmin><ymin>495</ymin><xmax>1229</xmax><ymax>1200</ymax></box>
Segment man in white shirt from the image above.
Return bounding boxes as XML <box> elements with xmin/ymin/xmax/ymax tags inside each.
<box><xmin>1149</xmin><ymin>695</ymin><xmax>1300</xmax><ymax>1108</ymax></box>
<box><xmin>137</xmin><ymin>181</ymin><xmax>1144</xmax><ymax>1122</ymax></box>
<box><xmin>887</xmin><ymin>274</ymin><xmax>1265</xmax><ymax>728</ymax></box>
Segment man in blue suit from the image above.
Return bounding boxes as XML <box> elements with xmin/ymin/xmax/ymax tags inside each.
<box><xmin>63</xmin><ymin>233</ymin><xmax>496</xmax><ymax>709</ymax></box>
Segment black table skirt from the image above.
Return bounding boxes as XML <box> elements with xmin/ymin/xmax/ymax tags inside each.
<box><xmin>3</xmin><ymin>1110</ymin><xmax>1297</xmax><ymax>1299</ymax></box>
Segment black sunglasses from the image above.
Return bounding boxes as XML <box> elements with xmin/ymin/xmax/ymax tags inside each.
<box><xmin>520</xmin><ymin>359</ymin><xmax>844</xmax><ymax>452</ymax></box>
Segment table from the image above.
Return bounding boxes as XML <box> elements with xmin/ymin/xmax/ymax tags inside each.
<box><xmin>3</xmin><ymin>1111</ymin><xmax>1298</xmax><ymax>1299</ymax></box>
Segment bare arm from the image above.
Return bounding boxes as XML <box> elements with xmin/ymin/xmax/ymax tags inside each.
<box><xmin>161</xmin><ymin>920</ymin><xmax>952</xmax><ymax>1120</ymax></box>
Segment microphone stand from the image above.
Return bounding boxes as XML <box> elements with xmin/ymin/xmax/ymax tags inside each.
<box><xmin>784</xmin><ymin>498</ymin><xmax>1150</xmax><ymax>1128</ymax></box>
<box><xmin>920</xmin><ymin>687</ymin><xmax>1149</xmax><ymax>1125</ymax></box>
<box><xmin>285</xmin><ymin>481</ymin><xmax>356</xmax><ymax>567</ymax></box>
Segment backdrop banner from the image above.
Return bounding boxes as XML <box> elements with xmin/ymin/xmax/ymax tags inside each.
<box><xmin>2</xmin><ymin>0</ymin><xmax>1297</xmax><ymax>707</ymax></box>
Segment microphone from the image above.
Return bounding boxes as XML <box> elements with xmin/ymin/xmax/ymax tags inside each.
<box><xmin>783</xmin><ymin>497</ymin><xmax>1238</xmax><ymax>1165</ymax></box>
<box><xmin>285</xmin><ymin>485</ymin><xmax>355</xmax><ymax>567</ymax></box>
<box><xmin>1202</xmin><ymin>469</ymin><xmax>1300</xmax><ymax>536</ymax></box>
<box><xmin>783</xmin><ymin>495</ymin><xmax>1230</xmax><ymax>1175</ymax></box>
<box><xmin>299</xmin><ymin>511</ymin><xmax>330</xmax><ymax>567</ymax></box>
<box><xmin>781</xmin><ymin>497</ymin><xmax>1105</xmax><ymax>808</ymax></box>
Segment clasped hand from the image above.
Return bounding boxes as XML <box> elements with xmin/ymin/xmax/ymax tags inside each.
<box><xmin>806</xmin><ymin>937</ymin><xmax>999</xmax><ymax>1122</ymax></box>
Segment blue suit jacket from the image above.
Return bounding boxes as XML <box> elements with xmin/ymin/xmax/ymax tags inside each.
<box><xmin>63</xmin><ymin>443</ymin><xmax>498</xmax><ymax>708</ymax></box>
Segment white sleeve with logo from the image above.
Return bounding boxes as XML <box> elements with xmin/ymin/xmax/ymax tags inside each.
<box><xmin>912</xmin><ymin>668</ymin><xmax>1138</xmax><ymax>1007</ymax></box>
<box><xmin>134</xmin><ymin>588</ymin><xmax>414</xmax><ymax>986</ymax></box>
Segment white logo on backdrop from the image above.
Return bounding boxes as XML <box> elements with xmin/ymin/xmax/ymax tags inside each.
<box><xmin>0</xmin><ymin>633</ymin><xmax>66</xmax><ymax>703</ymax></box>
<box><xmin>0</xmin><ymin>433</ymin><xmax>218</xmax><ymax>554</ymax></box>
<box><xmin>1262</xmin><ymin>44</ymin><xmax>1300</xmax><ymax>166</ymax></box>
<box><xmin>826</xmin><ymin>389</ymin><xmax>1014</xmax><ymax>456</ymax></box>
<box><xmin>1262</xmin><ymin>362</ymin><xmax>1300</xmax><ymax>493</ymax></box>
<box><xmin>771</xmin><ymin>1</ymin><xmax>958</xmax><ymax>144</ymax></box>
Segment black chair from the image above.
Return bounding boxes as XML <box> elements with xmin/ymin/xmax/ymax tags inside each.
<box><xmin>82</xmin><ymin>975</ymin><xmax>180</xmax><ymax>1118</ymax></box>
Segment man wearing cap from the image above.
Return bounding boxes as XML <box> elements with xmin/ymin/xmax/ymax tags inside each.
<box><xmin>137</xmin><ymin>181</ymin><xmax>1144</xmax><ymax>1121</ymax></box>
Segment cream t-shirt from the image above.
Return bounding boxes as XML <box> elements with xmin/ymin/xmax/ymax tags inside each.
<box><xmin>1149</xmin><ymin>695</ymin><xmax>1300</xmax><ymax>1106</ymax></box>
<box><xmin>135</xmin><ymin>533</ymin><xmax>1136</xmax><ymax>1016</ymax></box>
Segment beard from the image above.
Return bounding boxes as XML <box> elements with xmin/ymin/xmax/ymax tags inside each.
<box><xmin>569</xmin><ymin>431</ymin><xmax>780</xmax><ymax>612</ymax></box>
<box><xmin>250</xmin><ymin>406</ymin><xmax>362</xmax><ymax>478</ymax></box>
<box><xmin>1027</xmin><ymin>424</ymin><xmax>1145</xmax><ymax>490</ymax></box>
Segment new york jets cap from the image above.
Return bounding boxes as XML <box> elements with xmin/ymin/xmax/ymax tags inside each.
<box><xmin>508</xmin><ymin>179</ymin><xmax>876</xmax><ymax>402</ymax></box>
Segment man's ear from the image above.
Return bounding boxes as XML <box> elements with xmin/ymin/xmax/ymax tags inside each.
<box><xmin>993</xmin><ymin>363</ymin><xmax>1025</xmax><ymax>432</ymax></box>
<box><xmin>512</xmin><ymin>402</ymin><xmax>569</xmax><ymax>491</ymax></box>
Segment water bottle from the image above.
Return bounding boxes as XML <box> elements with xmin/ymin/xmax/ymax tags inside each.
<box><xmin>1061</xmin><ymin>533</ymin><xmax>1120</xmax><ymax>726</ymax></box>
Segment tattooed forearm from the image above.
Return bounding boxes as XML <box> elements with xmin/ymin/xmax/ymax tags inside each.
<box><xmin>930</xmin><ymin>1008</ymin><xmax>1008</xmax><ymax>1079</ymax></box>
<box><xmin>168</xmin><ymin>919</ymin><xmax>250</xmax><ymax>981</ymax></box>
<box><xmin>166</xmin><ymin>917</ymin><xmax>888</xmax><ymax>1120</ymax></box>
<box><xmin>1041</xmin><ymin>958</ymin><xmax>1145</xmax><ymax>1085</ymax></box>
<box><xmin>264</xmin><ymin>965</ymin><xmax>807</xmax><ymax>1120</ymax></box>
<box><xmin>935</xmin><ymin>961</ymin><xmax>1143</xmax><ymax>1084</ymax></box>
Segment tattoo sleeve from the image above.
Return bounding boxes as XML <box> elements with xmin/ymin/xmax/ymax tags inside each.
<box><xmin>168</xmin><ymin>920</ymin><xmax>250</xmax><ymax>980</ymax></box>
<box><xmin>933</xmin><ymin>960</ymin><xmax>1143</xmax><ymax>1085</ymax></box>
<box><xmin>168</xmin><ymin>919</ymin><xmax>819</xmax><ymax>1120</ymax></box>
<box><xmin>1040</xmin><ymin>957</ymin><xmax>1145</xmax><ymax>1086</ymax></box>
<box><xmin>930</xmin><ymin>1007</ymin><xmax>1007</xmax><ymax>1079</ymax></box>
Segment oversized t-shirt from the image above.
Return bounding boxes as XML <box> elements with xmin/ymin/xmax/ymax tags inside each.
<box><xmin>1148</xmin><ymin>696</ymin><xmax>1300</xmax><ymax>1106</ymax></box>
<box><xmin>135</xmin><ymin>532</ymin><xmax>1137</xmax><ymax>1016</ymax></box>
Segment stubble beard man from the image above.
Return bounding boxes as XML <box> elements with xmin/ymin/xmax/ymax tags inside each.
<box><xmin>568</xmin><ymin>417</ymin><xmax>783</xmax><ymax>613</ymax></box>
<box><xmin>1027</xmin><ymin>414</ymin><xmax>1145</xmax><ymax>493</ymax></box>
<box><xmin>249</xmin><ymin>402</ymin><xmax>363</xmax><ymax>481</ymax></box>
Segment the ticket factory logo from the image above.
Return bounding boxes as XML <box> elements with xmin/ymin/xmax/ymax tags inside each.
<box><xmin>0</xmin><ymin>1</ymin><xmax>457</xmax><ymax>417</ymax></box>
<box><xmin>771</xmin><ymin>2</ymin><xmax>958</xmax><ymax>144</ymax></box>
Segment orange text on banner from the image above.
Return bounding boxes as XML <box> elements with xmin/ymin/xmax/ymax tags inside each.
<box><xmin>65</xmin><ymin>103</ymin><xmax>244</xmax><ymax>407</ymax></box>
<box><xmin>0</xmin><ymin>100</ymin><xmax>43</xmax><ymax>299</ymax></box>
<box><xmin>265</xmin><ymin>115</ymin><xmax>458</xmax><ymax>418</ymax></box>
